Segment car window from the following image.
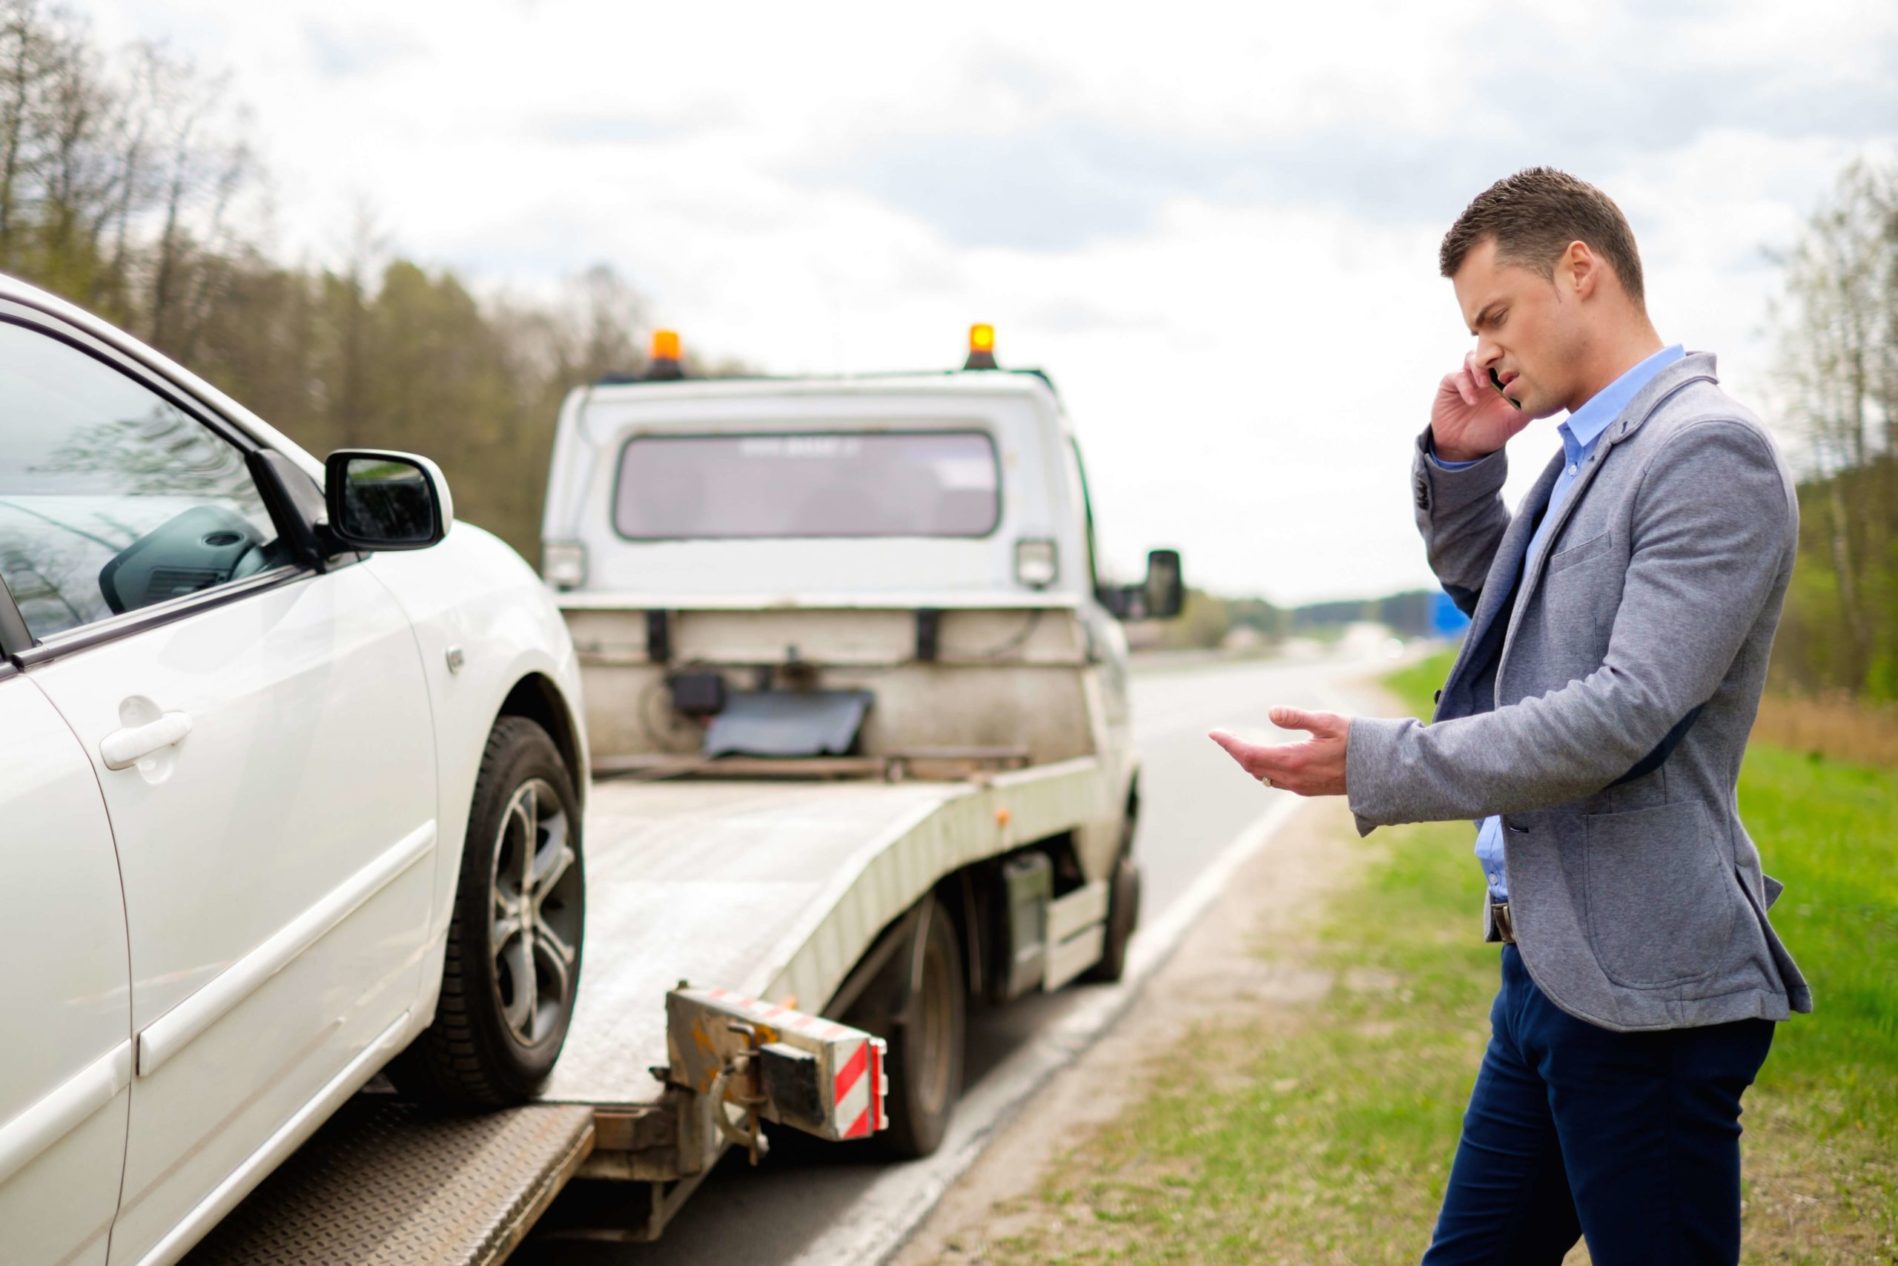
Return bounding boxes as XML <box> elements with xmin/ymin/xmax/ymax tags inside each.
<box><xmin>0</xmin><ymin>322</ymin><xmax>283</xmax><ymax>640</ymax></box>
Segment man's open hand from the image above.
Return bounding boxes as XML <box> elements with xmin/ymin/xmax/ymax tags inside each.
<box><xmin>1208</xmin><ymin>707</ymin><xmax>1350</xmax><ymax>797</ymax></box>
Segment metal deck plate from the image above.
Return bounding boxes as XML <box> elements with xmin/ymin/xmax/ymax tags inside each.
<box><xmin>183</xmin><ymin>1100</ymin><xmax>593</xmax><ymax>1266</ymax></box>
<box><xmin>537</xmin><ymin>779</ymin><xmax>960</xmax><ymax>1106</ymax></box>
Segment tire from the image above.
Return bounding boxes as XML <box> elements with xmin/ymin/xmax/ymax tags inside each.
<box><xmin>1082</xmin><ymin>852</ymin><xmax>1142</xmax><ymax>984</ymax></box>
<box><xmin>877</xmin><ymin>897</ymin><xmax>965</xmax><ymax>1159</ymax></box>
<box><xmin>1083</xmin><ymin>816</ymin><xmax>1142</xmax><ymax>984</ymax></box>
<box><xmin>389</xmin><ymin>716</ymin><xmax>586</xmax><ymax>1106</ymax></box>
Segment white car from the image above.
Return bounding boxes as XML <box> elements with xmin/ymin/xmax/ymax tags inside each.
<box><xmin>0</xmin><ymin>274</ymin><xmax>590</xmax><ymax>1265</ymax></box>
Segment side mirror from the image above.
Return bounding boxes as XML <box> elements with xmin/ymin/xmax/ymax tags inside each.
<box><xmin>1142</xmin><ymin>548</ymin><xmax>1184</xmax><ymax>619</ymax></box>
<box><xmin>323</xmin><ymin>450</ymin><xmax>454</xmax><ymax>552</ymax></box>
<box><xmin>1098</xmin><ymin>548</ymin><xmax>1186</xmax><ymax>621</ymax></box>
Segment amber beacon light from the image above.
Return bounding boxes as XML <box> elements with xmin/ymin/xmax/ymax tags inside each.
<box><xmin>964</xmin><ymin>322</ymin><xmax>998</xmax><ymax>370</ymax></box>
<box><xmin>647</xmin><ymin>328</ymin><xmax>684</xmax><ymax>380</ymax></box>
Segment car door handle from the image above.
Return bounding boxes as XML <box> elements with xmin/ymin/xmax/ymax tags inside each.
<box><xmin>101</xmin><ymin>711</ymin><xmax>194</xmax><ymax>771</ymax></box>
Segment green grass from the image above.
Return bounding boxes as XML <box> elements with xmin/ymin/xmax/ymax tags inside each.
<box><xmin>1382</xmin><ymin>648</ymin><xmax>1457</xmax><ymax>717</ymax></box>
<box><xmin>1732</xmin><ymin>742</ymin><xmax>1898</xmax><ymax>1258</ymax></box>
<box><xmin>973</xmin><ymin>649</ymin><xmax>1896</xmax><ymax>1265</ymax></box>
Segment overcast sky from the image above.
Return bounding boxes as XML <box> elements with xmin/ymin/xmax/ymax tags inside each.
<box><xmin>88</xmin><ymin>0</ymin><xmax>1898</xmax><ymax>604</ymax></box>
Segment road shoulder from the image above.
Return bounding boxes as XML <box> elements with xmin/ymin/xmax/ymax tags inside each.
<box><xmin>893</xmin><ymin>797</ymin><xmax>1366</xmax><ymax>1263</ymax></box>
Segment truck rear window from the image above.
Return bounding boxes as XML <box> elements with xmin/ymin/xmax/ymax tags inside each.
<box><xmin>612</xmin><ymin>431</ymin><xmax>1000</xmax><ymax>539</ymax></box>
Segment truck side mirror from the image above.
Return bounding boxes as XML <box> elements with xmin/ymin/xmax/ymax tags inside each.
<box><xmin>1098</xmin><ymin>548</ymin><xmax>1185</xmax><ymax>621</ymax></box>
<box><xmin>323</xmin><ymin>450</ymin><xmax>454</xmax><ymax>551</ymax></box>
<box><xmin>1142</xmin><ymin>548</ymin><xmax>1184</xmax><ymax>619</ymax></box>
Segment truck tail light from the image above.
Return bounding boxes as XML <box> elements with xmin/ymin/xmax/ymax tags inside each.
<box><xmin>542</xmin><ymin>541</ymin><xmax>586</xmax><ymax>590</ymax></box>
<box><xmin>1014</xmin><ymin>538</ymin><xmax>1057</xmax><ymax>589</ymax></box>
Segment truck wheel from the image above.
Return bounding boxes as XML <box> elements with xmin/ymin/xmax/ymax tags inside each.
<box><xmin>879</xmin><ymin>897</ymin><xmax>965</xmax><ymax>1158</ymax></box>
<box><xmin>390</xmin><ymin>717</ymin><xmax>585</xmax><ymax>1106</ymax></box>
<box><xmin>1083</xmin><ymin>844</ymin><xmax>1142</xmax><ymax>985</ymax></box>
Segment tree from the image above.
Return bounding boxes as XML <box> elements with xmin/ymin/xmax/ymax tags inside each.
<box><xmin>1771</xmin><ymin>158</ymin><xmax>1898</xmax><ymax>699</ymax></box>
<box><xmin>0</xmin><ymin>4</ymin><xmax>731</xmax><ymax>566</ymax></box>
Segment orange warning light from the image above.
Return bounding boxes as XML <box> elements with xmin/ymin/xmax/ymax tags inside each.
<box><xmin>995</xmin><ymin>807</ymin><xmax>1012</xmax><ymax>828</ymax></box>
<box><xmin>651</xmin><ymin>329</ymin><xmax>682</xmax><ymax>361</ymax></box>
<box><xmin>964</xmin><ymin>323</ymin><xmax>998</xmax><ymax>371</ymax></box>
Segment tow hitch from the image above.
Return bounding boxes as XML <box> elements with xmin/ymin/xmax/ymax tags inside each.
<box><xmin>664</xmin><ymin>984</ymin><xmax>888</xmax><ymax>1162</ymax></box>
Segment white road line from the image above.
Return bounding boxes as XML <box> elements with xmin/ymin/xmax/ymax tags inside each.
<box><xmin>1125</xmin><ymin>792</ymin><xmax>1306</xmax><ymax>980</ymax></box>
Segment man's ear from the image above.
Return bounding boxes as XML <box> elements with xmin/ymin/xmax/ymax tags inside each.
<box><xmin>1564</xmin><ymin>240</ymin><xmax>1599</xmax><ymax>300</ymax></box>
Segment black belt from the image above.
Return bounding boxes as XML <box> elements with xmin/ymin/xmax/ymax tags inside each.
<box><xmin>1491</xmin><ymin>901</ymin><xmax>1516</xmax><ymax>945</ymax></box>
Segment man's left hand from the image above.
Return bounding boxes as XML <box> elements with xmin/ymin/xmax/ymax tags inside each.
<box><xmin>1208</xmin><ymin>707</ymin><xmax>1351</xmax><ymax>797</ymax></box>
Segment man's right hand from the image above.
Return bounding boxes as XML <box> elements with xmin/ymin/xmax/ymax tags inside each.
<box><xmin>1432</xmin><ymin>351</ymin><xmax>1531</xmax><ymax>462</ymax></box>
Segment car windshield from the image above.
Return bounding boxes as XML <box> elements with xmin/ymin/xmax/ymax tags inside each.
<box><xmin>612</xmin><ymin>430</ymin><xmax>1000</xmax><ymax>539</ymax></box>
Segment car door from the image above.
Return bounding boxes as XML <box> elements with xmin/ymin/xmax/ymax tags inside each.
<box><xmin>0</xmin><ymin>665</ymin><xmax>133</xmax><ymax>1266</ymax></box>
<box><xmin>0</xmin><ymin>312</ymin><xmax>439</xmax><ymax>1264</ymax></box>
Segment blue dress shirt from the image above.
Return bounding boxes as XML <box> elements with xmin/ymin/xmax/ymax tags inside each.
<box><xmin>1433</xmin><ymin>344</ymin><xmax>1685</xmax><ymax>900</ymax></box>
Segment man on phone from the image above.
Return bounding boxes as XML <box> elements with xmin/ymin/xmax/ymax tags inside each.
<box><xmin>1210</xmin><ymin>168</ymin><xmax>1809</xmax><ymax>1264</ymax></box>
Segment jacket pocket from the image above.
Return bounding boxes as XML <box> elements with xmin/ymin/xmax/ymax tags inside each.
<box><xmin>1582</xmin><ymin>800</ymin><xmax>1735</xmax><ymax>988</ymax></box>
<box><xmin>1537</xmin><ymin>530</ymin><xmax>1618</xmax><ymax>652</ymax></box>
<box><xmin>1546</xmin><ymin>529</ymin><xmax>1614</xmax><ymax>575</ymax></box>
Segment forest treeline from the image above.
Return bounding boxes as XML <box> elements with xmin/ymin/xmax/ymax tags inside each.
<box><xmin>1</xmin><ymin>2</ymin><xmax>1891</xmax><ymax>700</ymax></box>
<box><xmin>0</xmin><ymin>0</ymin><xmax>701</xmax><ymax>558</ymax></box>
<box><xmin>1769</xmin><ymin>158</ymin><xmax>1898</xmax><ymax>702</ymax></box>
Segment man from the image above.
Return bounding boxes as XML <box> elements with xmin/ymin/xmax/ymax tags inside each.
<box><xmin>1210</xmin><ymin>168</ymin><xmax>1810</xmax><ymax>1265</ymax></box>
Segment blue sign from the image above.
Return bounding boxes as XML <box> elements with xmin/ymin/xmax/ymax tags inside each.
<box><xmin>1430</xmin><ymin>590</ymin><xmax>1471</xmax><ymax>637</ymax></box>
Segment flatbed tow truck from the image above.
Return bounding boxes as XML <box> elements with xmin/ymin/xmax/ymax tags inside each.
<box><xmin>183</xmin><ymin>328</ymin><xmax>1182</xmax><ymax>1264</ymax></box>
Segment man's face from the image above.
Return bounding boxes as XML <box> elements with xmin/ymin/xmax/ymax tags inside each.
<box><xmin>1451</xmin><ymin>237</ymin><xmax>1585</xmax><ymax>420</ymax></box>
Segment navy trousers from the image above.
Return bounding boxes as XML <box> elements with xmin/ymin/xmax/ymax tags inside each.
<box><xmin>1422</xmin><ymin>945</ymin><xmax>1774</xmax><ymax>1266</ymax></box>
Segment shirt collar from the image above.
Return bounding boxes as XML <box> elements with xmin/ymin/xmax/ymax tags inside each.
<box><xmin>1558</xmin><ymin>343</ymin><xmax>1685</xmax><ymax>459</ymax></box>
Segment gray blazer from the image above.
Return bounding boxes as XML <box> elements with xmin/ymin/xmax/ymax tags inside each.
<box><xmin>1346</xmin><ymin>352</ymin><xmax>1812</xmax><ymax>1032</ymax></box>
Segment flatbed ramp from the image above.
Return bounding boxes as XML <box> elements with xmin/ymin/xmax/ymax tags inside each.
<box><xmin>542</xmin><ymin>777</ymin><xmax>969</xmax><ymax>1105</ymax></box>
<box><xmin>183</xmin><ymin>1101</ymin><xmax>593</xmax><ymax>1266</ymax></box>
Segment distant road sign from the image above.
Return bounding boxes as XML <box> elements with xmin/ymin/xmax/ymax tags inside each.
<box><xmin>1430</xmin><ymin>590</ymin><xmax>1471</xmax><ymax>637</ymax></box>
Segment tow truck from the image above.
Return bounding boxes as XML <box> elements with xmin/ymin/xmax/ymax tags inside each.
<box><xmin>186</xmin><ymin>326</ymin><xmax>1183</xmax><ymax>1261</ymax></box>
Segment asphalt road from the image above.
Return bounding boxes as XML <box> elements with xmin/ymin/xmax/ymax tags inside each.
<box><xmin>517</xmin><ymin>648</ymin><xmax>1396</xmax><ymax>1264</ymax></box>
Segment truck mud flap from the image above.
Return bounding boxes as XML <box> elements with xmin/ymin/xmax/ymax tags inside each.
<box><xmin>1043</xmin><ymin>879</ymin><xmax>1110</xmax><ymax>990</ymax></box>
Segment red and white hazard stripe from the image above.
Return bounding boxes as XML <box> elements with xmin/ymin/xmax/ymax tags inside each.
<box><xmin>833</xmin><ymin>1036</ymin><xmax>887</xmax><ymax>1139</ymax></box>
<box><xmin>670</xmin><ymin>984</ymin><xmax>889</xmax><ymax>1140</ymax></box>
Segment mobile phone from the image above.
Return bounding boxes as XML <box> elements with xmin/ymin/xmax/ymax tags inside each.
<box><xmin>1488</xmin><ymin>367</ymin><xmax>1523</xmax><ymax>411</ymax></box>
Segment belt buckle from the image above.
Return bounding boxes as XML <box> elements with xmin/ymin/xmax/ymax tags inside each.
<box><xmin>1491</xmin><ymin>901</ymin><xmax>1516</xmax><ymax>945</ymax></box>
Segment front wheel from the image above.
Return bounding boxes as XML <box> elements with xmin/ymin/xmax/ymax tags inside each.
<box><xmin>389</xmin><ymin>717</ymin><xmax>586</xmax><ymax>1105</ymax></box>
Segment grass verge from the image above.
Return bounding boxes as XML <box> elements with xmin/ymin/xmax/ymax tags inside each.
<box><xmin>970</xmin><ymin>651</ymin><xmax>1895</xmax><ymax>1265</ymax></box>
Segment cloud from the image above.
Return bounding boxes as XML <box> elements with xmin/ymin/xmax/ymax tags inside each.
<box><xmin>1468</xmin><ymin>22</ymin><xmax>1898</xmax><ymax>158</ymax></box>
<box><xmin>1024</xmin><ymin>297</ymin><xmax>1163</xmax><ymax>335</ymax></box>
<box><xmin>301</xmin><ymin>20</ymin><xmax>421</xmax><ymax>79</ymax></box>
<box><xmin>795</xmin><ymin>20</ymin><xmax>1898</xmax><ymax>252</ymax></box>
<box><xmin>527</xmin><ymin>111</ymin><xmax>730</xmax><ymax>147</ymax></box>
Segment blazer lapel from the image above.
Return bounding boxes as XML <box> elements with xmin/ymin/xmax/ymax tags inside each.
<box><xmin>1472</xmin><ymin>455</ymin><xmax>1562</xmax><ymax>640</ymax></box>
<box><xmin>1436</xmin><ymin>452</ymin><xmax>1564</xmax><ymax>716</ymax></box>
<box><xmin>1498</xmin><ymin>354</ymin><xmax>1722</xmax><ymax>661</ymax></box>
